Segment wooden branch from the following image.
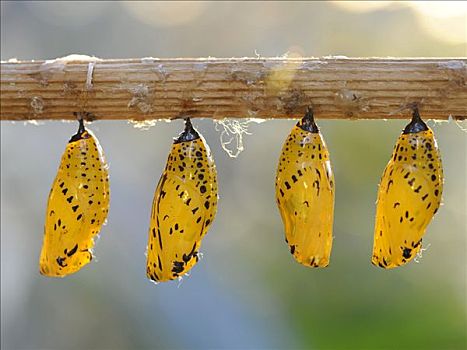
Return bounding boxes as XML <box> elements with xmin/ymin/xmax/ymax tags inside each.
<box><xmin>1</xmin><ymin>56</ymin><xmax>466</xmax><ymax>121</ymax></box>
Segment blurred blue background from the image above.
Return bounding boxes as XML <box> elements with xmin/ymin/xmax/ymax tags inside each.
<box><xmin>1</xmin><ymin>2</ymin><xmax>466</xmax><ymax>349</ymax></box>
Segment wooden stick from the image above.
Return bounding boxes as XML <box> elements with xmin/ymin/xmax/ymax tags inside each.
<box><xmin>1</xmin><ymin>56</ymin><xmax>466</xmax><ymax>121</ymax></box>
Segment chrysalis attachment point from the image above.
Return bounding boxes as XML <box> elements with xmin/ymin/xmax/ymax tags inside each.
<box><xmin>297</xmin><ymin>107</ymin><xmax>319</xmax><ymax>133</ymax></box>
<box><xmin>403</xmin><ymin>106</ymin><xmax>429</xmax><ymax>134</ymax></box>
<box><xmin>174</xmin><ymin>118</ymin><xmax>200</xmax><ymax>144</ymax></box>
<box><xmin>69</xmin><ymin>112</ymin><xmax>91</xmax><ymax>142</ymax></box>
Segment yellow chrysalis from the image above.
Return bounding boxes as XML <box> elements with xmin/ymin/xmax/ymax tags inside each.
<box><xmin>146</xmin><ymin>119</ymin><xmax>218</xmax><ymax>283</ymax></box>
<box><xmin>275</xmin><ymin>108</ymin><xmax>335</xmax><ymax>267</ymax></box>
<box><xmin>39</xmin><ymin>116</ymin><xmax>110</xmax><ymax>277</ymax></box>
<box><xmin>372</xmin><ymin>108</ymin><xmax>443</xmax><ymax>269</ymax></box>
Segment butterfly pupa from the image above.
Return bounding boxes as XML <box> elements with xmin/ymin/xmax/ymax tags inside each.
<box><xmin>39</xmin><ymin>116</ymin><xmax>110</xmax><ymax>277</ymax></box>
<box><xmin>146</xmin><ymin>118</ymin><xmax>218</xmax><ymax>283</ymax></box>
<box><xmin>275</xmin><ymin>108</ymin><xmax>335</xmax><ymax>267</ymax></box>
<box><xmin>372</xmin><ymin>108</ymin><xmax>443</xmax><ymax>269</ymax></box>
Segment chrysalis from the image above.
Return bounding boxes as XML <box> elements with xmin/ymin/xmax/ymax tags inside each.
<box><xmin>275</xmin><ymin>108</ymin><xmax>335</xmax><ymax>267</ymax></box>
<box><xmin>372</xmin><ymin>108</ymin><xmax>443</xmax><ymax>269</ymax></box>
<box><xmin>146</xmin><ymin>119</ymin><xmax>218</xmax><ymax>283</ymax></box>
<box><xmin>39</xmin><ymin>115</ymin><xmax>110</xmax><ymax>277</ymax></box>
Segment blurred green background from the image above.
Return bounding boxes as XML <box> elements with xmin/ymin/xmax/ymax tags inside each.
<box><xmin>1</xmin><ymin>1</ymin><xmax>466</xmax><ymax>349</ymax></box>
